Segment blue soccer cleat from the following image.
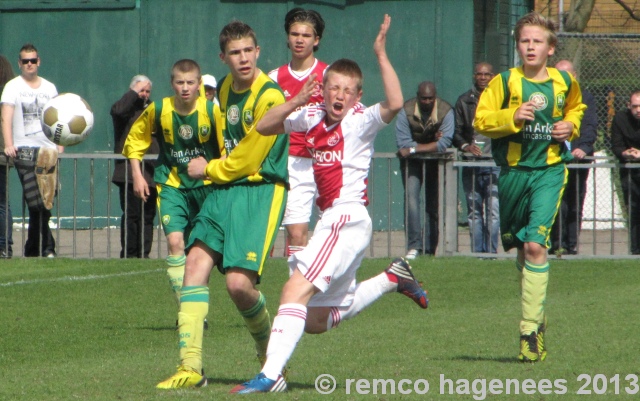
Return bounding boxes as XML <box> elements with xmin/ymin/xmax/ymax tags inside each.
<box><xmin>230</xmin><ymin>372</ymin><xmax>287</xmax><ymax>393</ymax></box>
<box><xmin>385</xmin><ymin>257</ymin><xmax>429</xmax><ymax>309</ymax></box>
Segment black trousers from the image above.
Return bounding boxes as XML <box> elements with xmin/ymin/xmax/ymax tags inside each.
<box><xmin>14</xmin><ymin>159</ymin><xmax>55</xmax><ymax>257</ymax></box>
<box><xmin>550</xmin><ymin>165</ymin><xmax>590</xmax><ymax>253</ymax></box>
<box><xmin>117</xmin><ymin>183</ymin><xmax>157</xmax><ymax>258</ymax></box>
<box><xmin>620</xmin><ymin>167</ymin><xmax>640</xmax><ymax>255</ymax></box>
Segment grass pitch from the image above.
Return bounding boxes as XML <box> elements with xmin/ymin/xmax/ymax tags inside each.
<box><xmin>0</xmin><ymin>256</ymin><xmax>638</xmax><ymax>400</ymax></box>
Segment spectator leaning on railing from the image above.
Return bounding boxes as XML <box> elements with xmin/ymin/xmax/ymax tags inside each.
<box><xmin>395</xmin><ymin>81</ymin><xmax>454</xmax><ymax>259</ymax></box>
<box><xmin>610</xmin><ymin>90</ymin><xmax>640</xmax><ymax>255</ymax></box>
<box><xmin>452</xmin><ymin>62</ymin><xmax>500</xmax><ymax>254</ymax></box>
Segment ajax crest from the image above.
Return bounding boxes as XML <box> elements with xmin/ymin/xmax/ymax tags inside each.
<box><xmin>327</xmin><ymin>132</ymin><xmax>340</xmax><ymax>147</ymax></box>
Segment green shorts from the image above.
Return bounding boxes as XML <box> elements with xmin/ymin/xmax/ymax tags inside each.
<box><xmin>157</xmin><ymin>184</ymin><xmax>213</xmax><ymax>236</ymax></box>
<box><xmin>187</xmin><ymin>182</ymin><xmax>287</xmax><ymax>278</ymax></box>
<box><xmin>498</xmin><ymin>164</ymin><xmax>567</xmax><ymax>251</ymax></box>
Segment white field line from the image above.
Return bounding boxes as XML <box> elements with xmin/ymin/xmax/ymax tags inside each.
<box><xmin>0</xmin><ymin>268</ymin><xmax>163</xmax><ymax>287</ymax></box>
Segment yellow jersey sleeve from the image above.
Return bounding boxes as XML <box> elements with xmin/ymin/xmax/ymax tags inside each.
<box><xmin>562</xmin><ymin>72</ymin><xmax>585</xmax><ymax>142</ymax></box>
<box><xmin>204</xmin><ymin>87</ymin><xmax>285</xmax><ymax>184</ymax></box>
<box><xmin>473</xmin><ymin>75</ymin><xmax>522</xmax><ymax>139</ymax></box>
<box><xmin>122</xmin><ymin>102</ymin><xmax>156</xmax><ymax>160</ymax></box>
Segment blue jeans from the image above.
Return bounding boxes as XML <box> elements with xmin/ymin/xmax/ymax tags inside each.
<box><xmin>462</xmin><ymin>166</ymin><xmax>500</xmax><ymax>253</ymax></box>
<box><xmin>400</xmin><ymin>159</ymin><xmax>439</xmax><ymax>255</ymax></box>
<box><xmin>0</xmin><ymin>165</ymin><xmax>13</xmax><ymax>256</ymax></box>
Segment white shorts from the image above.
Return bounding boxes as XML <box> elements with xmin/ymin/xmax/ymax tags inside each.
<box><xmin>288</xmin><ymin>203</ymin><xmax>372</xmax><ymax>307</ymax></box>
<box><xmin>282</xmin><ymin>156</ymin><xmax>316</xmax><ymax>225</ymax></box>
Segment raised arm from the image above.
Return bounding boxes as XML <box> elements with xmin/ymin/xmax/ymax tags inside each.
<box><xmin>256</xmin><ymin>74</ymin><xmax>317</xmax><ymax>136</ymax></box>
<box><xmin>375</xmin><ymin>14</ymin><xmax>403</xmax><ymax>124</ymax></box>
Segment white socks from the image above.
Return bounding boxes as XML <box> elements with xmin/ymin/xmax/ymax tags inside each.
<box><xmin>326</xmin><ymin>272</ymin><xmax>394</xmax><ymax>330</ymax></box>
<box><xmin>262</xmin><ymin>303</ymin><xmax>307</xmax><ymax>380</ymax></box>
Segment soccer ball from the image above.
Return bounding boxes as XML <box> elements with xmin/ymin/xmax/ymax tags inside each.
<box><xmin>41</xmin><ymin>93</ymin><xmax>94</xmax><ymax>146</ymax></box>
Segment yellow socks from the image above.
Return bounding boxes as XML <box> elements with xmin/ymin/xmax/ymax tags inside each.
<box><xmin>239</xmin><ymin>292</ymin><xmax>271</xmax><ymax>359</ymax></box>
<box><xmin>520</xmin><ymin>261</ymin><xmax>549</xmax><ymax>335</ymax></box>
<box><xmin>166</xmin><ymin>255</ymin><xmax>186</xmax><ymax>306</ymax></box>
<box><xmin>178</xmin><ymin>286</ymin><xmax>209</xmax><ymax>372</ymax></box>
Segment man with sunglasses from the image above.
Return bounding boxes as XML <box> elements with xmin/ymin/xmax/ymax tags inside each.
<box><xmin>1</xmin><ymin>43</ymin><xmax>61</xmax><ymax>257</ymax></box>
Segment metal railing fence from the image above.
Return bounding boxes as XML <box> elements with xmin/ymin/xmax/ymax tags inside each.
<box><xmin>1</xmin><ymin>152</ymin><xmax>638</xmax><ymax>259</ymax></box>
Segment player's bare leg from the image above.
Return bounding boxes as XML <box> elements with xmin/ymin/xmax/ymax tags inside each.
<box><xmin>285</xmin><ymin>222</ymin><xmax>308</xmax><ymax>256</ymax></box>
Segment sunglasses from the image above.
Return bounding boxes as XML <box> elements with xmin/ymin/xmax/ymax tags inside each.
<box><xmin>21</xmin><ymin>58</ymin><xmax>38</xmax><ymax>65</ymax></box>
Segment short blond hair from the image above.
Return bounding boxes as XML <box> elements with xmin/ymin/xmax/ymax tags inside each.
<box><xmin>324</xmin><ymin>59</ymin><xmax>363</xmax><ymax>92</ymax></box>
<box><xmin>514</xmin><ymin>11</ymin><xmax>558</xmax><ymax>47</ymax></box>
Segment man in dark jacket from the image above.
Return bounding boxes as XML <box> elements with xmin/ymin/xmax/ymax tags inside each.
<box><xmin>396</xmin><ymin>81</ymin><xmax>453</xmax><ymax>258</ymax></box>
<box><xmin>549</xmin><ymin>60</ymin><xmax>598</xmax><ymax>255</ymax></box>
<box><xmin>611</xmin><ymin>90</ymin><xmax>640</xmax><ymax>254</ymax></box>
<box><xmin>453</xmin><ymin>62</ymin><xmax>499</xmax><ymax>254</ymax></box>
<box><xmin>111</xmin><ymin>75</ymin><xmax>158</xmax><ymax>258</ymax></box>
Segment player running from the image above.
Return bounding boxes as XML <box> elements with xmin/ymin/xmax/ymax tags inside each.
<box><xmin>231</xmin><ymin>14</ymin><xmax>428</xmax><ymax>393</ymax></box>
<box><xmin>474</xmin><ymin>12</ymin><xmax>585</xmax><ymax>362</ymax></box>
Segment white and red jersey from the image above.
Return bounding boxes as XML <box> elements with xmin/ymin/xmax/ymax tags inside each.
<box><xmin>283</xmin><ymin>103</ymin><xmax>387</xmax><ymax>211</ymax></box>
<box><xmin>268</xmin><ymin>59</ymin><xmax>327</xmax><ymax>157</ymax></box>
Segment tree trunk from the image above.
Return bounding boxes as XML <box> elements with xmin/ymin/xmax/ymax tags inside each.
<box><xmin>564</xmin><ymin>0</ymin><xmax>596</xmax><ymax>32</ymax></box>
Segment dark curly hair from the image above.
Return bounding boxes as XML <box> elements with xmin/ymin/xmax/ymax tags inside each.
<box><xmin>284</xmin><ymin>8</ymin><xmax>325</xmax><ymax>52</ymax></box>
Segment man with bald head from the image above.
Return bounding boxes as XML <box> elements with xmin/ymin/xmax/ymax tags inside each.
<box><xmin>453</xmin><ymin>62</ymin><xmax>500</xmax><ymax>254</ymax></box>
<box><xmin>549</xmin><ymin>60</ymin><xmax>597</xmax><ymax>255</ymax></box>
<box><xmin>610</xmin><ymin>90</ymin><xmax>640</xmax><ymax>254</ymax></box>
<box><xmin>396</xmin><ymin>81</ymin><xmax>454</xmax><ymax>258</ymax></box>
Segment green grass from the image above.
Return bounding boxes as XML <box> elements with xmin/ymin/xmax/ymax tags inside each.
<box><xmin>0</xmin><ymin>257</ymin><xmax>638</xmax><ymax>400</ymax></box>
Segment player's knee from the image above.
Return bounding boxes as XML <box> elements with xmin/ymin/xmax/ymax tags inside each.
<box><xmin>225</xmin><ymin>274</ymin><xmax>255</xmax><ymax>304</ymax></box>
<box><xmin>524</xmin><ymin>242</ymin><xmax>546</xmax><ymax>259</ymax></box>
<box><xmin>166</xmin><ymin>234</ymin><xmax>185</xmax><ymax>255</ymax></box>
<box><xmin>286</xmin><ymin>224</ymin><xmax>309</xmax><ymax>246</ymax></box>
<box><xmin>304</xmin><ymin>316</ymin><xmax>328</xmax><ymax>334</ymax></box>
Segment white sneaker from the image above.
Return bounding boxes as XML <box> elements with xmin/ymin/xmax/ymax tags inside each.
<box><xmin>405</xmin><ymin>249</ymin><xmax>419</xmax><ymax>260</ymax></box>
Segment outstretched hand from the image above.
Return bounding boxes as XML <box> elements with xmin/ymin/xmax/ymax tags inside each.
<box><xmin>373</xmin><ymin>14</ymin><xmax>391</xmax><ymax>56</ymax></box>
<box><xmin>292</xmin><ymin>73</ymin><xmax>318</xmax><ymax>108</ymax></box>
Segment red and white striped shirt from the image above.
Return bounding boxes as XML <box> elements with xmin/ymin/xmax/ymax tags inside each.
<box><xmin>269</xmin><ymin>59</ymin><xmax>327</xmax><ymax>157</ymax></box>
<box><xmin>284</xmin><ymin>103</ymin><xmax>386</xmax><ymax>211</ymax></box>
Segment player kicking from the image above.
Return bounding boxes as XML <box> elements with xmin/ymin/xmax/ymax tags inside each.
<box><xmin>230</xmin><ymin>15</ymin><xmax>428</xmax><ymax>394</ymax></box>
<box><xmin>268</xmin><ymin>8</ymin><xmax>328</xmax><ymax>257</ymax></box>
<box><xmin>123</xmin><ymin>59</ymin><xmax>219</xmax><ymax>316</ymax></box>
<box><xmin>474</xmin><ymin>12</ymin><xmax>585</xmax><ymax>362</ymax></box>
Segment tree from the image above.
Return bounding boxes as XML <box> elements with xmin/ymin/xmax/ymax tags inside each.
<box><xmin>563</xmin><ymin>0</ymin><xmax>596</xmax><ymax>32</ymax></box>
<box><xmin>561</xmin><ymin>0</ymin><xmax>640</xmax><ymax>32</ymax></box>
<box><xmin>613</xmin><ymin>0</ymin><xmax>640</xmax><ymax>21</ymax></box>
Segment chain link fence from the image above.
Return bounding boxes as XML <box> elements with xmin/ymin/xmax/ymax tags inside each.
<box><xmin>546</xmin><ymin>33</ymin><xmax>640</xmax><ymax>249</ymax></box>
<box><xmin>551</xmin><ymin>33</ymin><xmax>640</xmax><ymax>152</ymax></box>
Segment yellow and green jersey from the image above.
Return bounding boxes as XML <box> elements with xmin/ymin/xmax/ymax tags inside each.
<box><xmin>474</xmin><ymin>67</ymin><xmax>585</xmax><ymax>168</ymax></box>
<box><xmin>204</xmin><ymin>71</ymin><xmax>288</xmax><ymax>186</ymax></box>
<box><xmin>123</xmin><ymin>97</ymin><xmax>221</xmax><ymax>189</ymax></box>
